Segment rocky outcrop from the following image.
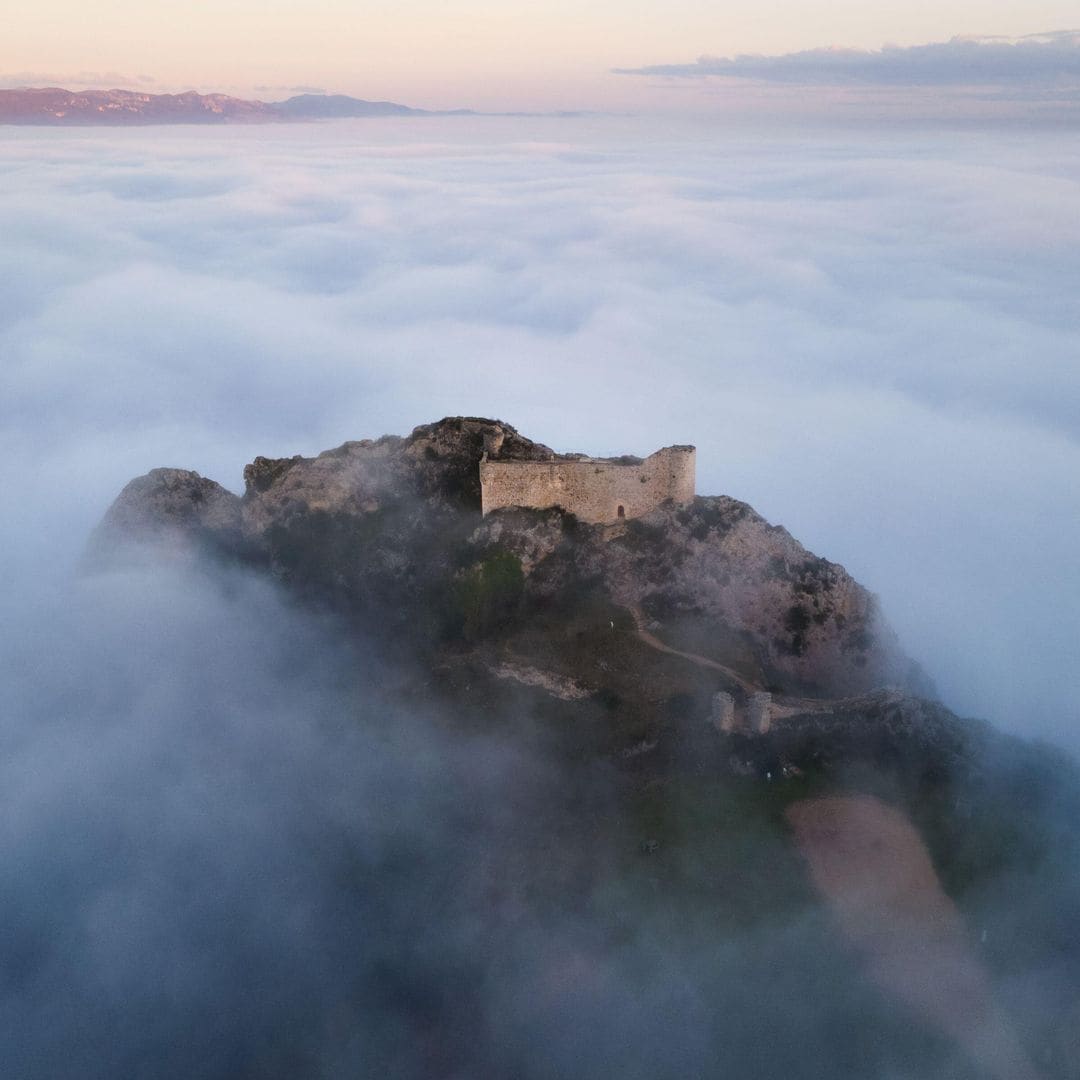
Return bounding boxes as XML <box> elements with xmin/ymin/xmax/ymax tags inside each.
<box><xmin>87</xmin><ymin>468</ymin><xmax>242</xmax><ymax>565</ymax></box>
<box><xmin>236</xmin><ymin>418</ymin><xmax>555</xmax><ymax>530</ymax></box>
<box><xmin>91</xmin><ymin>417</ymin><xmax>928</xmax><ymax>701</ymax></box>
<box><xmin>470</xmin><ymin>494</ymin><xmax>928</xmax><ymax>698</ymax></box>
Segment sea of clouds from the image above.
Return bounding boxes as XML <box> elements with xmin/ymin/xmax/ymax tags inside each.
<box><xmin>2</xmin><ymin>114</ymin><xmax>1077</xmax><ymax>743</ymax></box>
<box><xmin>0</xmin><ymin>114</ymin><xmax>1078</xmax><ymax>1077</ymax></box>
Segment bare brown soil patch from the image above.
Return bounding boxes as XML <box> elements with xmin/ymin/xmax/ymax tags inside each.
<box><xmin>787</xmin><ymin>794</ymin><xmax>1043</xmax><ymax>1080</ymax></box>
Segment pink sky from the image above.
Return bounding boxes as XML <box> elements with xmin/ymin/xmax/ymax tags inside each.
<box><xmin>4</xmin><ymin>0</ymin><xmax>1080</xmax><ymax>112</ymax></box>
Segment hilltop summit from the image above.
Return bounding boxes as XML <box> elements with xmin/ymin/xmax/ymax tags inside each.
<box><xmin>93</xmin><ymin>417</ymin><xmax>930</xmax><ymax>745</ymax></box>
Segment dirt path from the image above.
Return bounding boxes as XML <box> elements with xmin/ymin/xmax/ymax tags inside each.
<box><xmin>787</xmin><ymin>794</ymin><xmax>1044</xmax><ymax>1080</ymax></box>
<box><xmin>624</xmin><ymin>606</ymin><xmax>833</xmax><ymax>717</ymax></box>
<box><xmin>625</xmin><ymin>605</ymin><xmax>756</xmax><ymax>692</ymax></box>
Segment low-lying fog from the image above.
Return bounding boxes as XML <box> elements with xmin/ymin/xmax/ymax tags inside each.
<box><xmin>0</xmin><ymin>115</ymin><xmax>1077</xmax><ymax>1076</ymax></box>
<box><xmin>3</xmin><ymin>114</ymin><xmax>1076</xmax><ymax>743</ymax></box>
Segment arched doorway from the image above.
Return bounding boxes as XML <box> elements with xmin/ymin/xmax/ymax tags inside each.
<box><xmin>617</xmin><ymin>505</ymin><xmax>625</xmax><ymax>518</ymax></box>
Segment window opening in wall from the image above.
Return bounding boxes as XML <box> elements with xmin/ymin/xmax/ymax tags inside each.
<box><xmin>617</xmin><ymin>505</ymin><xmax>625</xmax><ymax>518</ymax></box>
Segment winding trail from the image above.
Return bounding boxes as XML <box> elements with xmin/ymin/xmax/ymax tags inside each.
<box><xmin>624</xmin><ymin>605</ymin><xmax>833</xmax><ymax>717</ymax></box>
<box><xmin>625</xmin><ymin>605</ymin><xmax>756</xmax><ymax>692</ymax></box>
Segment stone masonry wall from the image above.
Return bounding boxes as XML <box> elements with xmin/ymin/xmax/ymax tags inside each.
<box><xmin>480</xmin><ymin>446</ymin><xmax>695</xmax><ymax>524</ymax></box>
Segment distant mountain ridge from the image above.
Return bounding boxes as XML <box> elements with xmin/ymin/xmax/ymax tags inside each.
<box><xmin>0</xmin><ymin>87</ymin><xmax>462</xmax><ymax>125</ymax></box>
<box><xmin>275</xmin><ymin>93</ymin><xmax>439</xmax><ymax>119</ymax></box>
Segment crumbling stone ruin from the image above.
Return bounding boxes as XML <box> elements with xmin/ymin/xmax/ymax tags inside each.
<box><xmin>710</xmin><ymin>690</ymin><xmax>773</xmax><ymax>736</ymax></box>
<box><xmin>479</xmin><ymin>438</ymin><xmax>695</xmax><ymax>525</ymax></box>
<box><xmin>711</xmin><ymin>691</ymin><xmax>736</xmax><ymax>734</ymax></box>
<box><xmin>748</xmin><ymin>692</ymin><xmax>773</xmax><ymax>735</ymax></box>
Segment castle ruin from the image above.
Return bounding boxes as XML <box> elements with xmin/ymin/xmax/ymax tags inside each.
<box><xmin>479</xmin><ymin>440</ymin><xmax>695</xmax><ymax>525</ymax></box>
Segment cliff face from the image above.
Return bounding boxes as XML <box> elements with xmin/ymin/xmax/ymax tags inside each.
<box><xmin>91</xmin><ymin>417</ymin><xmax>927</xmax><ymax>713</ymax></box>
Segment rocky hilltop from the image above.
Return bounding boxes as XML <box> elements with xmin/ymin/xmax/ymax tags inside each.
<box><xmin>94</xmin><ymin>417</ymin><xmax>932</xmax><ymax>751</ymax></box>
<box><xmin>90</xmin><ymin>417</ymin><xmax>1080</xmax><ymax>1079</ymax></box>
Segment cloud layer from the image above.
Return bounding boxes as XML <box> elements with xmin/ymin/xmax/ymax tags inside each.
<box><xmin>11</xmin><ymin>557</ymin><xmax>1033</xmax><ymax>1078</ymax></box>
<box><xmin>1</xmin><ymin>116</ymin><xmax>1076</xmax><ymax>746</ymax></box>
<box><xmin>616</xmin><ymin>30</ymin><xmax>1080</xmax><ymax>87</ymax></box>
<box><xmin>0</xmin><ymin>114</ymin><xmax>1078</xmax><ymax>1076</ymax></box>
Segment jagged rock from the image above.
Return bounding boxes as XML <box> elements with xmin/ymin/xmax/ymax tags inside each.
<box><xmin>235</xmin><ymin>418</ymin><xmax>553</xmax><ymax>535</ymax></box>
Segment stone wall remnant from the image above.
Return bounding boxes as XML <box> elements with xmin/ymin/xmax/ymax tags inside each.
<box><xmin>711</xmin><ymin>691</ymin><xmax>736</xmax><ymax>734</ymax></box>
<box><xmin>748</xmin><ymin>692</ymin><xmax>773</xmax><ymax>735</ymax></box>
<box><xmin>480</xmin><ymin>445</ymin><xmax>695</xmax><ymax>524</ymax></box>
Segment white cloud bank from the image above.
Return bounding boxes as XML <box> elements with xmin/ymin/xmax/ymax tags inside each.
<box><xmin>0</xmin><ymin>115</ymin><xmax>1077</xmax><ymax>749</ymax></box>
<box><xmin>616</xmin><ymin>30</ymin><xmax>1080</xmax><ymax>86</ymax></box>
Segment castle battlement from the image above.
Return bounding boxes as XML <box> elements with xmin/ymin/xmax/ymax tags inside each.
<box><xmin>480</xmin><ymin>444</ymin><xmax>695</xmax><ymax>524</ymax></box>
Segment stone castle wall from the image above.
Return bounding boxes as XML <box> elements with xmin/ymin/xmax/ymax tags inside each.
<box><xmin>480</xmin><ymin>446</ymin><xmax>695</xmax><ymax>524</ymax></box>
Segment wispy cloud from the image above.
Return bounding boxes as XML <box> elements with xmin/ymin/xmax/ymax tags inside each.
<box><xmin>253</xmin><ymin>84</ymin><xmax>328</xmax><ymax>96</ymax></box>
<box><xmin>616</xmin><ymin>30</ymin><xmax>1080</xmax><ymax>87</ymax></box>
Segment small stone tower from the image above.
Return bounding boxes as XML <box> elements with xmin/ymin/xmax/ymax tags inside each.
<box><xmin>710</xmin><ymin>692</ymin><xmax>736</xmax><ymax>734</ymax></box>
